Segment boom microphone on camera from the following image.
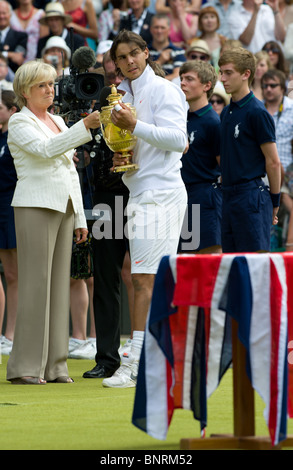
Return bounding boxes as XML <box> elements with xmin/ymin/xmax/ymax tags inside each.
<box><xmin>72</xmin><ymin>46</ymin><xmax>97</xmax><ymax>72</ymax></box>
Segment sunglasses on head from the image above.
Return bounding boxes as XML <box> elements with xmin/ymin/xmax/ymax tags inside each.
<box><xmin>261</xmin><ymin>83</ymin><xmax>281</xmax><ymax>89</ymax></box>
<box><xmin>263</xmin><ymin>47</ymin><xmax>280</xmax><ymax>54</ymax></box>
<box><xmin>210</xmin><ymin>98</ymin><xmax>224</xmax><ymax>105</ymax></box>
<box><xmin>189</xmin><ymin>53</ymin><xmax>209</xmax><ymax>61</ymax></box>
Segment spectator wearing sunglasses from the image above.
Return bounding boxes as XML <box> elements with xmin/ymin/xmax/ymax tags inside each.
<box><xmin>227</xmin><ymin>0</ymin><xmax>286</xmax><ymax>54</ymax></box>
<box><xmin>261</xmin><ymin>69</ymin><xmax>293</xmax><ymax>171</ymax></box>
<box><xmin>209</xmin><ymin>84</ymin><xmax>230</xmax><ymax>115</ymax></box>
<box><xmin>185</xmin><ymin>38</ymin><xmax>211</xmax><ymax>62</ymax></box>
<box><xmin>262</xmin><ymin>41</ymin><xmax>290</xmax><ymax>79</ymax></box>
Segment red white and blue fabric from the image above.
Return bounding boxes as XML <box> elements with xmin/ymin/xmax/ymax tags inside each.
<box><xmin>132</xmin><ymin>253</ymin><xmax>293</xmax><ymax>446</ymax></box>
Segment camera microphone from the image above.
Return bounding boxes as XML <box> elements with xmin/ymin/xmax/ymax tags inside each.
<box><xmin>72</xmin><ymin>46</ymin><xmax>97</xmax><ymax>71</ymax></box>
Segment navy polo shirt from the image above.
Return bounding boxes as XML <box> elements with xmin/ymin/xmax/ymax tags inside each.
<box><xmin>181</xmin><ymin>104</ymin><xmax>221</xmax><ymax>184</ymax></box>
<box><xmin>148</xmin><ymin>41</ymin><xmax>186</xmax><ymax>76</ymax></box>
<box><xmin>0</xmin><ymin>130</ymin><xmax>17</xmax><ymax>193</ymax></box>
<box><xmin>220</xmin><ymin>91</ymin><xmax>276</xmax><ymax>186</ymax></box>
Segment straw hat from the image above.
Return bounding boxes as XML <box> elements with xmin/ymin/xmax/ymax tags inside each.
<box><xmin>186</xmin><ymin>39</ymin><xmax>211</xmax><ymax>57</ymax></box>
<box><xmin>41</xmin><ymin>36</ymin><xmax>71</xmax><ymax>60</ymax></box>
<box><xmin>39</xmin><ymin>2</ymin><xmax>72</xmax><ymax>25</ymax></box>
<box><xmin>212</xmin><ymin>85</ymin><xmax>230</xmax><ymax>105</ymax></box>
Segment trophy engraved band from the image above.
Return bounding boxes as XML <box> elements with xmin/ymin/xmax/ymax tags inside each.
<box><xmin>100</xmin><ymin>85</ymin><xmax>138</xmax><ymax>173</ymax></box>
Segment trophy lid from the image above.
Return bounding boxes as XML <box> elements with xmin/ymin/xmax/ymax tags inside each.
<box><xmin>103</xmin><ymin>84</ymin><xmax>123</xmax><ymax>108</ymax></box>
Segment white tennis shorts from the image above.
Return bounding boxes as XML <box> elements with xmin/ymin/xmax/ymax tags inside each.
<box><xmin>126</xmin><ymin>187</ymin><xmax>187</xmax><ymax>274</ymax></box>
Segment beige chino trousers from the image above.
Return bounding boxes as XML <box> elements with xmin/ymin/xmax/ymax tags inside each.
<box><xmin>7</xmin><ymin>200</ymin><xmax>75</xmax><ymax>381</ymax></box>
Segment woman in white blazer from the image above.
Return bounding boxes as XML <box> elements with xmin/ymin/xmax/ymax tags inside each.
<box><xmin>6</xmin><ymin>60</ymin><xmax>101</xmax><ymax>385</ymax></box>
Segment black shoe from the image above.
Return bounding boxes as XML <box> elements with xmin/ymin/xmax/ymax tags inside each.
<box><xmin>83</xmin><ymin>364</ymin><xmax>118</xmax><ymax>379</ymax></box>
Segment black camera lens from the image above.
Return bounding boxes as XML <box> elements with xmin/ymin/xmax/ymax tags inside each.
<box><xmin>80</xmin><ymin>76</ymin><xmax>100</xmax><ymax>95</ymax></box>
<box><xmin>76</xmin><ymin>73</ymin><xmax>104</xmax><ymax>100</ymax></box>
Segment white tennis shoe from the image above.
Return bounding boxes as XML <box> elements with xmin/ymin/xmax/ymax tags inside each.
<box><xmin>102</xmin><ymin>352</ymin><xmax>138</xmax><ymax>388</ymax></box>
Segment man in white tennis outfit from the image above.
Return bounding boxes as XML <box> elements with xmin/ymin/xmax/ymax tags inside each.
<box><xmin>102</xmin><ymin>30</ymin><xmax>188</xmax><ymax>388</ymax></box>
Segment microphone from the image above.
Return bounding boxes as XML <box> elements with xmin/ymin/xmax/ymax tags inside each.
<box><xmin>71</xmin><ymin>46</ymin><xmax>97</xmax><ymax>71</ymax></box>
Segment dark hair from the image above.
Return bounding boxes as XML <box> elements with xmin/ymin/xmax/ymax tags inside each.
<box><xmin>262</xmin><ymin>41</ymin><xmax>289</xmax><ymax>77</ymax></box>
<box><xmin>110</xmin><ymin>29</ymin><xmax>165</xmax><ymax>78</ymax></box>
<box><xmin>261</xmin><ymin>69</ymin><xmax>287</xmax><ymax>92</ymax></box>
<box><xmin>1</xmin><ymin>90</ymin><xmax>19</xmax><ymax>111</ymax></box>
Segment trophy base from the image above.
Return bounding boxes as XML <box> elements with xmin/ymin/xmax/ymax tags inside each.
<box><xmin>113</xmin><ymin>164</ymin><xmax>139</xmax><ymax>173</ymax></box>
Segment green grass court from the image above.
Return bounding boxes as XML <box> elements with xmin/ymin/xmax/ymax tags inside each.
<box><xmin>0</xmin><ymin>354</ymin><xmax>293</xmax><ymax>451</ymax></box>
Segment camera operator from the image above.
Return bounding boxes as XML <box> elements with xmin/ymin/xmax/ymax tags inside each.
<box><xmin>6</xmin><ymin>60</ymin><xmax>100</xmax><ymax>385</ymax></box>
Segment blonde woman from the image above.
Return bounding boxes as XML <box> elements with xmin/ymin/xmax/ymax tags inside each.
<box><xmin>251</xmin><ymin>51</ymin><xmax>273</xmax><ymax>100</ymax></box>
<box><xmin>6</xmin><ymin>60</ymin><xmax>100</xmax><ymax>385</ymax></box>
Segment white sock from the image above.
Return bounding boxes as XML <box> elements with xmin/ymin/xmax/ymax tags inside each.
<box><xmin>71</xmin><ymin>338</ymin><xmax>85</xmax><ymax>344</ymax></box>
<box><xmin>131</xmin><ymin>330</ymin><xmax>144</xmax><ymax>360</ymax></box>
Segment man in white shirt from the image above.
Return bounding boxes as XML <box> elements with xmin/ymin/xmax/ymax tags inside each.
<box><xmin>102</xmin><ymin>29</ymin><xmax>187</xmax><ymax>389</ymax></box>
<box><xmin>228</xmin><ymin>0</ymin><xmax>286</xmax><ymax>53</ymax></box>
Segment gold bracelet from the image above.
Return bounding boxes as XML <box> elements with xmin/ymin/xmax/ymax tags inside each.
<box><xmin>286</xmin><ymin>242</ymin><xmax>293</xmax><ymax>246</ymax></box>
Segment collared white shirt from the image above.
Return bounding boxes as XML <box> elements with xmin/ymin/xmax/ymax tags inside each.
<box><xmin>0</xmin><ymin>26</ymin><xmax>10</xmax><ymax>43</ymax></box>
<box><xmin>228</xmin><ymin>4</ymin><xmax>277</xmax><ymax>53</ymax></box>
<box><xmin>118</xmin><ymin>65</ymin><xmax>187</xmax><ymax>197</ymax></box>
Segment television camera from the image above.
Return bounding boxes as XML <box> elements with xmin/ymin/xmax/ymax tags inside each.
<box><xmin>53</xmin><ymin>45</ymin><xmax>104</xmax><ymax>124</ymax></box>
<box><xmin>53</xmin><ymin>46</ymin><xmax>104</xmax><ymax>197</ymax></box>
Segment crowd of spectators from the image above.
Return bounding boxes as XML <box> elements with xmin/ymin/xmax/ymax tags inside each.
<box><xmin>0</xmin><ymin>0</ymin><xmax>291</xmax><ymax>81</ymax></box>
